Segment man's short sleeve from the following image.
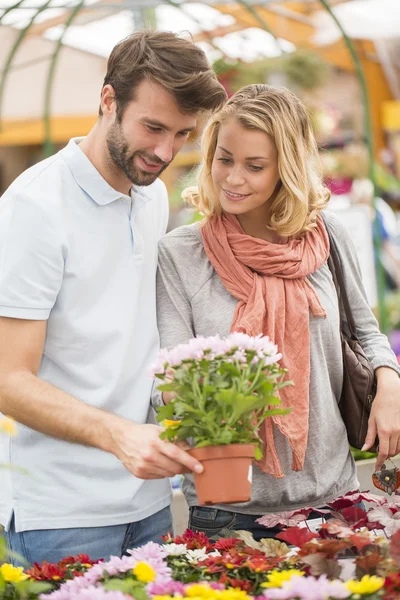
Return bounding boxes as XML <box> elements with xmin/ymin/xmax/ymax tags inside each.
<box><xmin>0</xmin><ymin>190</ymin><xmax>65</xmax><ymax>320</ymax></box>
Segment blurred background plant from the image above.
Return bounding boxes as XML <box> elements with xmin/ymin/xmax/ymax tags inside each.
<box><xmin>0</xmin><ymin>417</ymin><xmax>17</xmax><ymax>563</ymax></box>
<box><xmin>212</xmin><ymin>49</ymin><xmax>329</xmax><ymax>95</ymax></box>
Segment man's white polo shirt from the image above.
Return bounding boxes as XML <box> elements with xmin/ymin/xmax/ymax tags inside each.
<box><xmin>0</xmin><ymin>138</ymin><xmax>172</xmax><ymax>532</ymax></box>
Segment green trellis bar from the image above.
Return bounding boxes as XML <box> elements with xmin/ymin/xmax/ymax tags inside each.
<box><xmin>43</xmin><ymin>0</ymin><xmax>85</xmax><ymax>157</ymax></box>
<box><xmin>318</xmin><ymin>0</ymin><xmax>387</xmax><ymax>331</ymax></box>
<box><xmin>0</xmin><ymin>0</ymin><xmax>54</xmax><ymax>128</ymax></box>
<box><xmin>236</xmin><ymin>0</ymin><xmax>284</xmax><ymax>55</ymax></box>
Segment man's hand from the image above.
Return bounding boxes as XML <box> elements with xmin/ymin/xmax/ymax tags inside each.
<box><xmin>362</xmin><ymin>367</ymin><xmax>400</xmax><ymax>470</ymax></box>
<box><xmin>108</xmin><ymin>420</ymin><xmax>203</xmax><ymax>479</ymax></box>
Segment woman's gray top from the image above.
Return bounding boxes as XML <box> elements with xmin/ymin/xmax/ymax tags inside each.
<box><xmin>155</xmin><ymin>211</ymin><xmax>400</xmax><ymax>514</ymax></box>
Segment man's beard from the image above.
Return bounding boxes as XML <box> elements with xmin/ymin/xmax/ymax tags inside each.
<box><xmin>106</xmin><ymin>121</ymin><xmax>169</xmax><ymax>186</ymax></box>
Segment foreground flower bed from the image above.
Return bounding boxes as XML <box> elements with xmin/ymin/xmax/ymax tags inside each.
<box><xmin>3</xmin><ymin>491</ymin><xmax>400</xmax><ymax>600</ymax></box>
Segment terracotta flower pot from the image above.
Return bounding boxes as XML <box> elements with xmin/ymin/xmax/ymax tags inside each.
<box><xmin>188</xmin><ymin>444</ymin><xmax>255</xmax><ymax>505</ymax></box>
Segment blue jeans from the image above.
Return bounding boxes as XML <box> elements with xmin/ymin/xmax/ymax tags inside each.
<box><xmin>5</xmin><ymin>506</ymin><xmax>172</xmax><ymax>566</ymax></box>
<box><xmin>188</xmin><ymin>506</ymin><xmax>331</xmax><ymax>542</ymax></box>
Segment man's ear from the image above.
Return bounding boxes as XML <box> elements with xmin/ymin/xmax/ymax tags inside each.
<box><xmin>100</xmin><ymin>84</ymin><xmax>117</xmax><ymax>117</ymax></box>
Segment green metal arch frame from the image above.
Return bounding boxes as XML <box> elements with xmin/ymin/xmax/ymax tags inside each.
<box><xmin>0</xmin><ymin>0</ymin><xmax>54</xmax><ymax>127</ymax></box>
<box><xmin>317</xmin><ymin>0</ymin><xmax>386</xmax><ymax>330</ymax></box>
<box><xmin>43</xmin><ymin>0</ymin><xmax>85</xmax><ymax>156</ymax></box>
<box><xmin>0</xmin><ymin>0</ymin><xmax>27</xmax><ymax>24</ymax></box>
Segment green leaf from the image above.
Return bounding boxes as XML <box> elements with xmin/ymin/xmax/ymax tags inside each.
<box><xmin>156</xmin><ymin>383</ymin><xmax>176</xmax><ymax>392</ymax></box>
<box><xmin>104</xmin><ymin>578</ymin><xmax>148</xmax><ymax>599</ymax></box>
<box><xmin>156</xmin><ymin>403</ymin><xmax>175</xmax><ymax>420</ymax></box>
<box><xmin>28</xmin><ymin>581</ymin><xmax>55</xmax><ymax>594</ymax></box>
<box><xmin>254</xmin><ymin>447</ymin><xmax>263</xmax><ymax>460</ymax></box>
<box><xmin>218</xmin><ymin>429</ymin><xmax>234</xmax><ymax>444</ymax></box>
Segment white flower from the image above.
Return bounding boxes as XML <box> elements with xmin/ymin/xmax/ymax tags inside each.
<box><xmin>161</xmin><ymin>543</ymin><xmax>188</xmax><ymax>556</ymax></box>
<box><xmin>185</xmin><ymin>548</ymin><xmax>208</xmax><ymax>562</ymax></box>
<box><xmin>206</xmin><ymin>549</ymin><xmax>222</xmax><ymax>559</ymax></box>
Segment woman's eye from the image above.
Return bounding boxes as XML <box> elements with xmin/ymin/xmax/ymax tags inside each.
<box><xmin>217</xmin><ymin>157</ymin><xmax>232</xmax><ymax>165</ymax></box>
<box><xmin>249</xmin><ymin>165</ymin><xmax>263</xmax><ymax>172</ymax></box>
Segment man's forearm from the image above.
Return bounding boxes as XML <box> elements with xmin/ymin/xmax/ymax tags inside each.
<box><xmin>0</xmin><ymin>370</ymin><xmax>121</xmax><ymax>453</ymax></box>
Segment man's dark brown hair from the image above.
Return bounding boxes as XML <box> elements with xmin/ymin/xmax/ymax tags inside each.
<box><xmin>99</xmin><ymin>30</ymin><xmax>227</xmax><ymax>120</ymax></box>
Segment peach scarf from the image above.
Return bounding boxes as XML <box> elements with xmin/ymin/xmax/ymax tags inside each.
<box><xmin>201</xmin><ymin>213</ymin><xmax>330</xmax><ymax>477</ymax></box>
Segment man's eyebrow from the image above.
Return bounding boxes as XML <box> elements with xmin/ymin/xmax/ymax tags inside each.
<box><xmin>218</xmin><ymin>146</ymin><xmax>269</xmax><ymax>160</ymax></box>
<box><xmin>141</xmin><ymin>117</ymin><xmax>196</xmax><ymax>133</ymax></box>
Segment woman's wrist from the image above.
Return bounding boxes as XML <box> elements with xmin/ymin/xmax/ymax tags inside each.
<box><xmin>375</xmin><ymin>366</ymin><xmax>400</xmax><ymax>386</ymax></box>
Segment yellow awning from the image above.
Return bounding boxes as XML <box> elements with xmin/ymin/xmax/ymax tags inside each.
<box><xmin>0</xmin><ymin>115</ymin><xmax>97</xmax><ymax>147</ymax></box>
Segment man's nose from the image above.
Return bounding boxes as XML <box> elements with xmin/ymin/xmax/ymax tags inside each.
<box><xmin>154</xmin><ymin>137</ymin><xmax>175</xmax><ymax>164</ymax></box>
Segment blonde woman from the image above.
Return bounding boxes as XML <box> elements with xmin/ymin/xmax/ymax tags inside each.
<box><xmin>156</xmin><ymin>84</ymin><xmax>400</xmax><ymax>540</ymax></box>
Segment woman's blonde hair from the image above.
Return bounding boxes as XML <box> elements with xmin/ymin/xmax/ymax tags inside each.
<box><xmin>183</xmin><ymin>84</ymin><xmax>330</xmax><ymax>237</ymax></box>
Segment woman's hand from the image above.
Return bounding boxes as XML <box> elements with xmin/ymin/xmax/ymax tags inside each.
<box><xmin>362</xmin><ymin>367</ymin><xmax>400</xmax><ymax>470</ymax></box>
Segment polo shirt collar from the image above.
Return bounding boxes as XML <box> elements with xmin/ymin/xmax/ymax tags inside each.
<box><xmin>61</xmin><ymin>138</ymin><xmax>151</xmax><ymax>208</ymax></box>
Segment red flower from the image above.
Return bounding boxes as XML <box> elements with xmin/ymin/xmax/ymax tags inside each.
<box><xmin>59</xmin><ymin>554</ymin><xmax>94</xmax><ymax>566</ymax></box>
<box><xmin>203</xmin><ymin>550</ymin><xmax>247</xmax><ymax>572</ymax></box>
<box><xmin>218</xmin><ymin>572</ymin><xmax>254</xmax><ymax>592</ymax></box>
<box><xmin>244</xmin><ymin>556</ymin><xmax>276</xmax><ymax>573</ymax></box>
<box><xmin>27</xmin><ymin>562</ymin><xmax>67</xmax><ymax>581</ymax></box>
<box><xmin>169</xmin><ymin>529</ymin><xmax>213</xmax><ymax>550</ymax></box>
<box><xmin>26</xmin><ymin>553</ymin><xmax>100</xmax><ymax>583</ymax></box>
<box><xmin>214</xmin><ymin>537</ymin><xmax>239</xmax><ymax>551</ymax></box>
<box><xmin>384</xmin><ymin>572</ymin><xmax>400</xmax><ymax>595</ymax></box>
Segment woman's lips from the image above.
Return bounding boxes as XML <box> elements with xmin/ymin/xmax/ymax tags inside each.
<box><xmin>223</xmin><ymin>188</ymin><xmax>251</xmax><ymax>202</ymax></box>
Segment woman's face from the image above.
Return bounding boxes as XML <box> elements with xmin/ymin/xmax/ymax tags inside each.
<box><xmin>211</xmin><ymin>118</ymin><xmax>280</xmax><ymax>219</ymax></box>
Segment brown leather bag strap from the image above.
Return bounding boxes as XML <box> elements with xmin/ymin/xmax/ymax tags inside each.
<box><xmin>324</xmin><ymin>215</ymin><xmax>359</xmax><ymax>341</ymax></box>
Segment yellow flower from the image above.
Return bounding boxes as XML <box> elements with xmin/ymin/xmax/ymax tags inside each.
<box><xmin>163</xmin><ymin>419</ymin><xmax>181</xmax><ymax>428</ymax></box>
<box><xmin>186</xmin><ymin>584</ymin><xmax>216</xmax><ymax>597</ymax></box>
<box><xmin>0</xmin><ymin>417</ymin><xmax>17</xmax><ymax>437</ymax></box>
<box><xmin>262</xmin><ymin>569</ymin><xmax>305</xmax><ymax>588</ymax></box>
<box><xmin>217</xmin><ymin>590</ymin><xmax>252</xmax><ymax>600</ymax></box>
<box><xmin>346</xmin><ymin>575</ymin><xmax>385</xmax><ymax>595</ymax></box>
<box><xmin>0</xmin><ymin>564</ymin><xmax>28</xmax><ymax>583</ymax></box>
<box><xmin>132</xmin><ymin>561</ymin><xmax>156</xmax><ymax>583</ymax></box>
<box><xmin>152</xmin><ymin>597</ymin><xmax>174</xmax><ymax>600</ymax></box>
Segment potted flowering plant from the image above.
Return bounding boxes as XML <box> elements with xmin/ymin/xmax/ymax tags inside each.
<box><xmin>151</xmin><ymin>333</ymin><xmax>290</xmax><ymax>505</ymax></box>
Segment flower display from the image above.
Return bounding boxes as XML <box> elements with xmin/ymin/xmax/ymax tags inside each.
<box><xmin>4</xmin><ymin>491</ymin><xmax>400</xmax><ymax>600</ymax></box>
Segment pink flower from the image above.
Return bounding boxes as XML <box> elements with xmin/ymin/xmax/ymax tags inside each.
<box><xmin>149</xmin><ymin>333</ymin><xmax>282</xmax><ymax>378</ymax></box>
<box><xmin>127</xmin><ymin>541</ymin><xmax>167</xmax><ymax>562</ymax></box>
<box><xmin>263</xmin><ymin>575</ymin><xmax>350</xmax><ymax>599</ymax></box>
<box><xmin>41</xmin><ymin>584</ymin><xmax>130</xmax><ymax>600</ymax></box>
<box><xmin>147</xmin><ymin>580</ymin><xmax>186</xmax><ymax>596</ymax></box>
